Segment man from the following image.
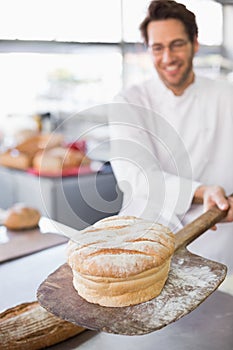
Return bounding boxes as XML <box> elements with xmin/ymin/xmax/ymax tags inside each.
<box><xmin>109</xmin><ymin>0</ymin><xmax>233</xmax><ymax>273</ymax></box>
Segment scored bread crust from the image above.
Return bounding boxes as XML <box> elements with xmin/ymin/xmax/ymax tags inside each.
<box><xmin>67</xmin><ymin>215</ymin><xmax>175</xmax><ymax>307</ymax></box>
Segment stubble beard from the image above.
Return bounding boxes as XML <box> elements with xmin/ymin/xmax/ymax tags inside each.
<box><xmin>157</xmin><ymin>49</ymin><xmax>195</xmax><ymax>93</ymax></box>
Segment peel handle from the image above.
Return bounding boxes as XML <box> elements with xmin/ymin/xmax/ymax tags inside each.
<box><xmin>175</xmin><ymin>205</ymin><xmax>229</xmax><ymax>251</ymax></box>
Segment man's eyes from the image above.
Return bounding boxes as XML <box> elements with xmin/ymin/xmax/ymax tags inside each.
<box><xmin>151</xmin><ymin>40</ymin><xmax>187</xmax><ymax>53</ymax></box>
<box><xmin>172</xmin><ymin>40</ymin><xmax>186</xmax><ymax>48</ymax></box>
<box><xmin>152</xmin><ymin>46</ymin><xmax>163</xmax><ymax>52</ymax></box>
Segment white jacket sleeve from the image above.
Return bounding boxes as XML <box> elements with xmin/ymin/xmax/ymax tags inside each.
<box><xmin>108</xmin><ymin>97</ymin><xmax>201</xmax><ymax>229</ymax></box>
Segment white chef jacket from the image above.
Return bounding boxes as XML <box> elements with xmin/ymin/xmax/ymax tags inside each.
<box><xmin>108</xmin><ymin>74</ymin><xmax>233</xmax><ymax>273</ymax></box>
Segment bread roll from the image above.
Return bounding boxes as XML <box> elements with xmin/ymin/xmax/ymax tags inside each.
<box><xmin>67</xmin><ymin>215</ymin><xmax>175</xmax><ymax>307</ymax></box>
<box><xmin>14</xmin><ymin>129</ymin><xmax>39</xmax><ymax>144</ymax></box>
<box><xmin>33</xmin><ymin>147</ymin><xmax>90</xmax><ymax>173</ymax></box>
<box><xmin>0</xmin><ymin>150</ymin><xmax>31</xmax><ymax>170</ymax></box>
<box><xmin>4</xmin><ymin>204</ymin><xmax>41</xmax><ymax>230</ymax></box>
<box><xmin>16</xmin><ymin>133</ymin><xmax>64</xmax><ymax>155</ymax></box>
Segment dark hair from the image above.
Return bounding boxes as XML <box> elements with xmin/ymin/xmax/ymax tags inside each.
<box><xmin>140</xmin><ymin>0</ymin><xmax>198</xmax><ymax>45</ymax></box>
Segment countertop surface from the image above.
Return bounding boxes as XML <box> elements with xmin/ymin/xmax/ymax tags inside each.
<box><xmin>51</xmin><ymin>290</ymin><xmax>233</xmax><ymax>350</ymax></box>
<box><xmin>1</xmin><ymin>244</ymin><xmax>233</xmax><ymax>350</ymax></box>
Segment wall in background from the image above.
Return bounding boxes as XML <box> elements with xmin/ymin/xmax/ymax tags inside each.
<box><xmin>0</xmin><ymin>0</ymin><xmax>232</xmax><ymax>140</ymax></box>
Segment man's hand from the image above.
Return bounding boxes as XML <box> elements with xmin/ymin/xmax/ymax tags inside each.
<box><xmin>194</xmin><ymin>185</ymin><xmax>233</xmax><ymax>230</ymax></box>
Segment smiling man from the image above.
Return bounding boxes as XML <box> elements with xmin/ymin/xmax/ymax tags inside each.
<box><xmin>109</xmin><ymin>0</ymin><xmax>233</xmax><ymax>273</ymax></box>
<box><xmin>142</xmin><ymin>2</ymin><xmax>199</xmax><ymax>96</ymax></box>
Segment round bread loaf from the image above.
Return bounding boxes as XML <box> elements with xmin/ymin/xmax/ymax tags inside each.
<box><xmin>4</xmin><ymin>204</ymin><xmax>41</xmax><ymax>230</ymax></box>
<box><xmin>67</xmin><ymin>215</ymin><xmax>175</xmax><ymax>307</ymax></box>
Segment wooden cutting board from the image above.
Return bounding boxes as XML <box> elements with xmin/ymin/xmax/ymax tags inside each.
<box><xmin>0</xmin><ymin>217</ymin><xmax>67</xmax><ymax>263</ymax></box>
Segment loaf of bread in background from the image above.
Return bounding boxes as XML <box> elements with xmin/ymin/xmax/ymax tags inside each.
<box><xmin>0</xmin><ymin>149</ymin><xmax>31</xmax><ymax>170</ymax></box>
<box><xmin>0</xmin><ymin>301</ymin><xmax>85</xmax><ymax>350</ymax></box>
<box><xmin>67</xmin><ymin>215</ymin><xmax>175</xmax><ymax>307</ymax></box>
<box><xmin>0</xmin><ymin>133</ymin><xmax>64</xmax><ymax>170</ymax></box>
<box><xmin>33</xmin><ymin>147</ymin><xmax>90</xmax><ymax>173</ymax></box>
<box><xmin>14</xmin><ymin>129</ymin><xmax>39</xmax><ymax>144</ymax></box>
<box><xmin>16</xmin><ymin>133</ymin><xmax>64</xmax><ymax>157</ymax></box>
<box><xmin>3</xmin><ymin>204</ymin><xmax>41</xmax><ymax>230</ymax></box>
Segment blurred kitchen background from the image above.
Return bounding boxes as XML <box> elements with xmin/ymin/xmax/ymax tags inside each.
<box><xmin>0</xmin><ymin>0</ymin><xmax>233</xmax><ymax>230</ymax></box>
<box><xmin>0</xmin><ymin>0</ymin><xmax>233</xmax><ymax>144</ymax></box>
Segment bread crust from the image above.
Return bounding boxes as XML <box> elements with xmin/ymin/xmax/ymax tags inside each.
<box><xmin>67</xmin><ymin>215</ymin><xmax>175</xmax><ymax>307</ymax></box>
<box><xmin>72</xmin><ymin>259</ymin><xmax>171</xmax><ymax>307</ymax></box>
<box><xmin>4</xmin><ymin>204</ymin><xmax>41</xmax><ymax>230</ymax></box>
<box><xmin>0</xmin><ymin>301</ymin><xmax>85</xmax><ymax>350</ymax></box>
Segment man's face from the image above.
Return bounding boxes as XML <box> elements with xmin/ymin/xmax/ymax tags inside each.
<box><xmin>147</xmin><ymin>19</ymin><xmax>199</xmax><ymax>95</ymax></box>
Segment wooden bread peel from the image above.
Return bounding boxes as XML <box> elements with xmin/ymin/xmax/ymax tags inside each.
<box><xmin>37</xmin><ymin>205</ymin><xmax>228</xmax><ymax>336</ymax></box>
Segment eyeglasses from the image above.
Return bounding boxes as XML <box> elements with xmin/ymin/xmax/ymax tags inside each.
<box><xmin>149</xmin><ymin>39</ymin><xmax>189</xmax><ymax>56</ymax></box>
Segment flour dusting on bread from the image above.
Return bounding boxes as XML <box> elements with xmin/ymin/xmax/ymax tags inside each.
<box><xmin>67</xmin><ymin>215</ymin><xmax>175</xmax><ymax>307</ymax></box>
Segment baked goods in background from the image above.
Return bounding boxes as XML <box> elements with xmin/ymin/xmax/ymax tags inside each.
<box><xmin>15</xmin><ymin>133</ymin><xmax>64</xmax><ymax>156</ymax></box>
<box><xmin>0</xmin><ymin>301</ymin><xmax>85</xmax><ymax>350</ymax></box>
<box><xmin>67</xmin><ymin>215</ymin><xmax>175</xmax><ymax>307</ymax></box>
<box><xmin>0</xmin><ymin>149</ymin><xmax>31</xmax><ymax>170</ymax></box>
<box><xmin>0</xmin><ymin>132</ymin><xmax>90</xmax><ymax>173</ymax></box>
<box><xmin>3</xmin><ymin>204</ymin><xmax>41</xmax><ymax>230</ymax></box>
<box><xmin>33</xmin><ymin>147</ymin><xmax>90</xmax><ymax>173</ymax></box>
<box><xmin>0</xmin><ymin>133</ymin><xmax>64</xmax><ymax>170</ymax></box>
<box><xmin>14</xmin><ymin>129</ymin><xmax>39</xmax><ymax>144</ymax></box>
<box><xmin>36</xmin><ymin>133</ymin><xmax>64</xmax><ymax>151</ymax></box>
